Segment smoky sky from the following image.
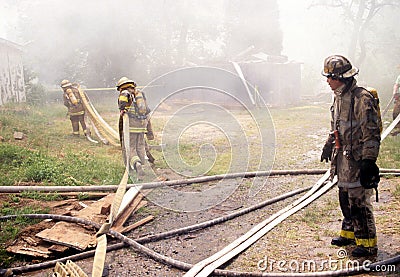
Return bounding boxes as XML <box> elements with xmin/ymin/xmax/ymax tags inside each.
<box><xmin>2</xmin><ymin>0</ymin><xmax>281</xmax><ymax>88</ymax></box>
<box><xmin>1</xmin><ymin>0</ymin><xmax>399</xmax><ymax>95</ymax></box>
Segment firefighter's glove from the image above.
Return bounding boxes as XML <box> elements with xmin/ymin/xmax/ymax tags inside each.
<box><xmin>146</xmin><ymin>131</ymin><xmax>154</xmax><ymax>141</ymax></box>
<box><xmin>120</xmin><ymin>109</ymin><xmax>127</xmax><ymax>116</ymax></box>
<box><xmin>360</xmin><ymin>159</ymin><xmax>380</xmax><ymax>189</ymax></box>
<box><xmin>320</xmin><ymin>143</ymin><xmax>333</xmax><ymax>163</ymax></box>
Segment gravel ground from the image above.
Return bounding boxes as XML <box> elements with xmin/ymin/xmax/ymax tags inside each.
<box><xmin>16</xmin><ymin>174</ymin><xmax>400</xmax><ymax>277</ymax></box>
<box><xmin>6</xmin><ymin>106</ymin><xmax>400</xmax><ymax>276</ymax></box>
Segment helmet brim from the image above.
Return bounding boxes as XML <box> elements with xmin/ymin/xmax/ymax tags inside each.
<box><xmin>342</xmin><ymin>67</ymin><xmax>359</xmax><ymax>78</ymax></box>
<box><xmin>116</xmin><ymin>81</ymin><xmax>136</xmax><ymax>89</ymax></box>
<box><xmin>61</xmin><ymin>82</ymin><xmax>72</xmax><ymax>88</ymax></box>
<box><xmin>321</xmin><ymin>67</ymin><xmax>359</xmax><ymax>78</ymax></box>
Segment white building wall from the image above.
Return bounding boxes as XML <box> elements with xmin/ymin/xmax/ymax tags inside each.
<box><xmin>0</xmin><ymin>38</ymin><xmax>26</xmax><ymax>106</ymax></box>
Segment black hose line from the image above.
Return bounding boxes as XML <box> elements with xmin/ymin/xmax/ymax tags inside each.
<box><xmin>0</xmin><ymin>187</ymin><xmax>309</xmax><ymax>274</ymax></box>
<box><xmin>137</xmin><ymin>186</ymin><xmax>311</xmax><ymax>244</ymax></box>
<box><xmin>1</xmin><ymin>170</ymin><xmax>399</xmax><ymax>276</ymax></box>
<box><xmin>1</xmin><ymin>168</ymin><xmax>399</xmax><ymax>194</ymax></box>
<box><xmin>1</xmin><ymin>213</ymin><xmax>399</xmax><ymax>276</ymax></box>
<box><xmin>0</xmin><ymin>169</ymin><xmax>326</xmax><ymax>193</ymax></box>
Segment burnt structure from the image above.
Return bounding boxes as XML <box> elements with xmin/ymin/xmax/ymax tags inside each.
<box><xmin>0</xmin><ymin>38</ymin><xmax>25</xmax><ymax>106</ymax></box>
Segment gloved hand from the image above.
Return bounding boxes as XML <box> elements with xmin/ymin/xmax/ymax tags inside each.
<box><xmin>120</xmin><ymin>109</ymin><xmax>127</xmax><ymax>116</ymax></box>
<box><xmin>146</xmin><ymin>131</ymin><xmax>155</xmax><ymax>141</ymax></box>
<box><xmin>360</xmin><ymin>159</ymin><xmax>380</xmax><ymax>188</ymax></box>
<box><xmin>320</xmin><ymin>142</ymin><xmax>333</xmax><ymax>163</ymax></box>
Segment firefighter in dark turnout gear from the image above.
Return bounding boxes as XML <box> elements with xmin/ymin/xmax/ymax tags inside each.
<box><xmin>60</xmin><ymin>80</ymin><xmax>89</xmax><ymax>136</ymax></box>
<box><xmin>117</xmin><ymin>77</ymin><xmax>153</xmax><ymax>180</ymax></box>
<box><xmin>320</xmin><ymin>55</ymin><xmax>381</xmax><ymax>257</ymax></box>
<box><xmin>392</xmin><ymin>69</ymin><xmax>400</xmax><ymax>135</ymax></box>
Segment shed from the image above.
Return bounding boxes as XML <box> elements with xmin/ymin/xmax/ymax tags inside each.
<box><xmin>0</xmin><ymin>38</ymin><xmax>26</xmax><ymax>105</ymax></box>
<box><xmin>235</xmin><ymin>53</ymin><xmax>302</xmax><ymax>107</ymax></box>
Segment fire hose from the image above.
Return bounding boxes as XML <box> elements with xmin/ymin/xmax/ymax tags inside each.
<box><xmin>0</xmin><ymin>185</ymin><xmax>311</xmax><ymax>275</ymax></box>
<box><xmin>2</xmin><ymin>94</ymin><xmax>400</xmax><ymax>276</ymax></box>
<box><xmin>77</xmin><ymin>86</ymin><xmax>120</xmax><ymax>146</ymax></box>
<box><xmin>1</xmin><ymin>169</ymin><xmax>400</xmax><ymax>275</ymax></box>
<box><xmin>1</xmin><ymin>168</ymin><xmax>399</xmax><ymax>193</ymax></box>
<box><xmin>183</xmin><ymin>110</ymin><xmax>400</xmax><ymax>277</ymax></box>
<box><xmin>1</xmin><ymin>212</ymin><xmax>399</xmax><ymax>276</ymax></box>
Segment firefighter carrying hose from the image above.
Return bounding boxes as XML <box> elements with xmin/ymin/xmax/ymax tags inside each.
<box><xmin>60</xmin><ymin>79</ymin><xmax>90</xmax><ymax>137</ymax></box>
<box><xmin>117</xmin><ymin>77</ymin><xmax>154</xmax><ymax>180</ymax></box>
<box><xmin>391</xmin><ymin>67</ymin><xmax>400</xmax><ymax>135</ymax></box>
<box><xmin>320</xmin><ymin>55</ymin><xmax>381</xmax><ymax>257</ymax></box>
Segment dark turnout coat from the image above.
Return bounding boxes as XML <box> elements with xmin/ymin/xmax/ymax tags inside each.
<box><xmin>329</xmin><ymin>80</ymin><xmax>381</xmax><ymax>188</ymax></box>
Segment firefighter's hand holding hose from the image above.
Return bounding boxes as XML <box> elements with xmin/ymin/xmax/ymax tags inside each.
<box><xmin>120</xmin><ymin>109</ymin><xmax>127</xmax><ymax>117</ymax></box>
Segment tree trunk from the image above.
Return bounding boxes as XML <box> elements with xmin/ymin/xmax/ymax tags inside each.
<box><xmin>348</xmin><ymin>0</ymin><xmax>366</xmax><ymax>63</ymax></box>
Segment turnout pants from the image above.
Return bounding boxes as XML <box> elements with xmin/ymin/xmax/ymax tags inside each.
<box><xmin>129</xmin><ymin>132</ymin><xmax>146</xmax><ymax>166</ymax></box>
<box><xmin>70</xmin><ymin>114</ymin><xmax>88</xmax><ymax>135</ymax></box>
<box><xmin>338</xmin><ymin>186</ymin><xmax>377</xmax><ymax>248</ymax></box>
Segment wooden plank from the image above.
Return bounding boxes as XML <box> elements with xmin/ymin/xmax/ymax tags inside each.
<box><xmin>117</xmin><ymin>186</ymin><xmax>142</xmax><ymax>216</ymax></box>
<box><xmin>74</xmin><ymin>193</ymin><xmax>115</xmax><ymax>222</ymax></box>
<box><xmin>33</xmin><ymin>188</ymin><xmax>148</xmax><ymax>251</ymax></box>
<box><xmin>35</xmin><ymin>194</ymin><xmax>115</xmax><ymax>250</ymax></box>
<box><xmin>7</xmin><ymin>245</ymin><xmax>51</xmax><ymax>258</ymax></box>
<box><xmin>36</xmin><ymin>222</ymin><xmax>96</xmax><ymax>251</ymax></box>
<box><xmin>116</xmin><ymin>215</ymin><xmax>154</xmax><ymax>234</ymax></box>
<box><xmin>112</xmin><ymin>194</ymin><xmax>144</xmax><ymax>228</ymax></box>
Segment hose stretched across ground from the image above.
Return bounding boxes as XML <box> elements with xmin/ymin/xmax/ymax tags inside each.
<box><xmin>1</xmin><ymin>170</ymin><xmax>399</xmax><ymax>275</ymax></box>
<box><xmin>0</xmin><ymin>186</ymin><xmax>310</xmax><ymax>274</ymax></box>
<box><xmin>182</xmin><ymin>108</ymin><xmax>400</xmax><ymax>277</ymax></box>
<box><xmin>1</xmin><ymin>168</ymin><xmax>399</xmax><ymax>193</ymax></box>
<box><xmin>1</xmin><ymin>214</ymin><xmax>399</xmax><ymax>277</ymax></box>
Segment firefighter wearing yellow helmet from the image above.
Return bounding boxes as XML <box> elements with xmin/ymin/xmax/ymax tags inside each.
<box><xmin>60</xmin><ymin>79</ymin><xmax>89</xmax><ymax>136</ymax></box>
<box><xmin>320</xmin><ymin>55</ymin><xmax>381</xmax><ymax>257</ymax></box>
<box><xmin>117</xmin><ymin>77</ymin><xmax>152</xmax><ymax>180</ymax></box>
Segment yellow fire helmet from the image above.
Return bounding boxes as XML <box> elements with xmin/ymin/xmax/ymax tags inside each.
<box><xmin>60</xmin><ymin>79</ymin><xmax>72</xmax><ymax>88</ymax></box>
<box><xmin>116</xmin><ymin>77</ymin><xmax>136</xmax><ymax>91</ymax></box>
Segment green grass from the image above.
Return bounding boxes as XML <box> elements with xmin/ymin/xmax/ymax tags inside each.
<box><xmin>1</xmin><ymin>100</ymin><xmax>400</xmax><ymax>268</ymax></box>
<box><xmin>0</xmin><ymin>143</ymin><xmax>123</xmax><ymax>186</ymax></box>
<box><xmin>0</xmin><ymin>102</ymin><xmax>125</xmax><ymax>264</ymax></box>
<box><xmin>0</xmin><ymin>101</ymin><xmax>124</xmax><ymax>186</ymax></box>
<box><xmin>378</xmin><ymin>136</ymin><xmax>400</xmax><ymax>168</ymax></box>
<box><xmin>0</xmin><ymin>203</ymin><xmax>49</xmax><ymax>267</ymax></box>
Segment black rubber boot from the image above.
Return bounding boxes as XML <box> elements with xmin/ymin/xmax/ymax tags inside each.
<box><xmin>351</xmin><ymin>246</ymin><xmax>377</xmax><ymax>257</ymax></box>
<box><xmin>331</xmin><ymin>236</ymin><xmax>355</xmax><ymax>246</ymax></box>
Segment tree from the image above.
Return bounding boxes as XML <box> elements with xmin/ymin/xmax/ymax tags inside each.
<box><xmin>310</xmin><ymin>0</ymin><xmax>400</xmax><ymax>66</ymax></box>
<box><xmin>10</xmin><ymin>0</ymin><xmax>283</xmax><ymax>87</ymax></box>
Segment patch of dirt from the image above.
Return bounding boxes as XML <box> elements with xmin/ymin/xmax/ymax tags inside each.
<box><xmin>2</xmin><ymin>108</ymin><xmax>399</xmax><ymax>276</ymax></box>
<box><xmin>4</xmin><ymin>174</ymin><xmax>400</xmax><ymax>277</ymax></box>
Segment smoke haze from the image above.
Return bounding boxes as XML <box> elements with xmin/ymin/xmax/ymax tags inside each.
<box><xmin>1</xmin><ymin>0</ymin><xmax>399</xmax><ymax>98</ymax></box>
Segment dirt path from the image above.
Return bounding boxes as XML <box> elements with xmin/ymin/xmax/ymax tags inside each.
<box><xmin>3</xmin><ymin>107</ymin><xmax>400</xmax><ymax>276</ymax></box>
<box><xmin>9</xmin><ymin>173</ymin><xmax>400</xmax><ymax>277</ymax></box>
